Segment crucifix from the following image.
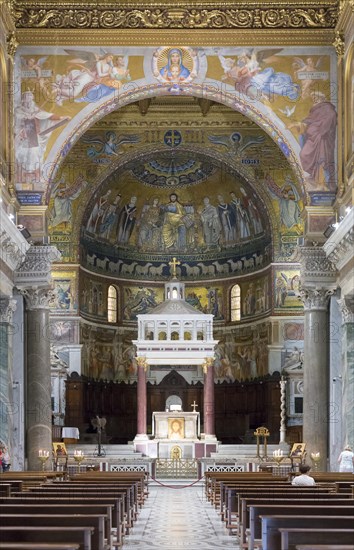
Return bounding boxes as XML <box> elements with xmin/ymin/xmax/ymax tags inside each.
<box><xmin>169</xmin><ymin>257</ymin><xmax>181</xmax><ymax>279</ymax></box>
<box><xmin>191</xmin><ymin>400</ymin><xmax>198</xmax><ymax>412</ymax></box>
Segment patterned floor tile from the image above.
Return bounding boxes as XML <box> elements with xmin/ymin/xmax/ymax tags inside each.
<box><xmin>122</xmin><ymin>485</ymin><xmax>240</xmax><ymax>549</ymax></box>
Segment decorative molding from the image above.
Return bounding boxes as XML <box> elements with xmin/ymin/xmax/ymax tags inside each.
<box><xmin>19</xmin><ymin>286</ymin><xmax>55</xmax><ymax>310</ymax></box>
<box><xmin>0</xmin><ymin>296</ymin><xmax>17</xmax><ymax>324</ymax></box>
<box><xmin>299</xmin><ymin>246</ymin><xmax>337</xmax><ymax>285</ymax></box>
<box><xmin>299</xmin><ymin>287</ymin><xmax>334</xmax><ymax>310</ymax></box>
<box><xmin>15</xmin><ymin>245</ymin><xmax>61</xmax><ymax>289</ymax></box>
<box><xmin>323</xmin><ymin>209</ymin><xmax>354</xmax><ymax>271</ymax></box>
<box><xmin>11</xmin><ymin>2</ymin><xmax>338</xmax><ymax>30</ymax></box>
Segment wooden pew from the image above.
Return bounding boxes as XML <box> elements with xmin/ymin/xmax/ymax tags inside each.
<box><xmin>0</xmin><ymin>504</ymin><xmax>113</xmax><ymax>547</ymax></box>
<box><xmin>0</xmin><ymin>545</ymin><xmax>80</xmax><ymax>550</ymax></box>
<box><xmin>295</xmin><ymin>546</ymin><xmax>354</xmax><ymax>549</ymax></box>
<box><xmin>280</xmin><ymin>528</ymin><xmax>354</xmax><ymax>550</ymax></box>
<box><xmin>0</xmin><ymin>481</ymin><xmax>23</xmax><ymax>493</ymax></box>
<box><xmin>23</xmin><ymin>488</ymin><xmax>129</xmax><ymax>533</ymax></box>
<box><xmin>260</xmin><ymin>515</ymin><xmax>354</xmax><ymax>550</ymax></box>
<box><xmin>0</xmin><ymin>527</ymin><xmax>94</xmax><ymax>550</ymax></box>
<box><xmin>0</xmin><ymin>499</ymin><xmax>119</xmax><ymax>546</ymax></box>
<box><xmin>237</xmin><ymin>494</ymin><xmax>351</xmax><ymax>542</ymax></box>
<box><xmin>0</xmin><ymin>515</ymin><xmax>106</xmax><ymax>550</ymax></box>
<box><xmin>248</xmin><ymin>504</ymin><xmax>354</xmax><ymax>550</ymax></box>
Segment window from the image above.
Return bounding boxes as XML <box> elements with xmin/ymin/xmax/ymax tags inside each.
<box><xmin>231</xmin><ymin>284</ymin><xmax>241</xmax><ymax>321</ymax></box>
<box><xmin>107</xmin><ymin>285</ymin><xmax>118</xmax><ymax>323</ymax></box>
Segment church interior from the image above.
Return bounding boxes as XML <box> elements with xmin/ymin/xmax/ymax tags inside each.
<box><xmin>0</xmin><ymin>0</ymin><xmax>353</xmax><ymax>547</ymax></box>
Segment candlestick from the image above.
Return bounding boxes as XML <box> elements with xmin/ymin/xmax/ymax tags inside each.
<box><xmin>73</xmin><ymin>450</ymin><xmax>85</xmax><ymax>465</ymax></box>
<box><xmin>38</xmin><ymin>450</ymin><xmax>50</xmax><ymax>471</ymax></box>
<box><xmin>310</xmin><ymin>451</ymin><xmax>321</xmax><ymax>472</ymax></box>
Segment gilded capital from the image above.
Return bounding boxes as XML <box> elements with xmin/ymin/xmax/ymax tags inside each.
<box><xmin>202</xmin><ymin>357</ymin><xmax>214</xmax><ymax>374</ymax></box>
<box><xmin>6</xmin><ymin>31</ymin><xmax>18</xmax><ymax>59</ymax></box>
<box><xmin>332</xmin><ymin>30</ymin><xmax>345</xmax><ymax>57</ymax></box>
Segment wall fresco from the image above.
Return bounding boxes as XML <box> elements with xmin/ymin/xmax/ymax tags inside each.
<box><xmin>274</xmin><ymin>269</ymin><xmax>302</xmax><ymax>312</ymax></box>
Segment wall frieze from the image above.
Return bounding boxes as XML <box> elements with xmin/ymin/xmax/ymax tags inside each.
<box><xmin>299</xmin><ymin>246</ymin><xmax>337</xmax><ymax>282</ymax></box>
<box><xmin>337</xmin><ymin>296</ymin><xmax>354</xmax><ymax>324</ymax></box>
<box><xmin>0</xmin><ymin>211</ymin><xmax>30</xmax><ymax>272</ymax></box>
<box><xmin>11</xmin><ymin>3</ymin><xmax>338</xmax><ymax>30</ymax></box>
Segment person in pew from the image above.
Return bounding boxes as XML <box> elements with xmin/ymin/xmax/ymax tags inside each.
<box><xmin>338</xmin><ymin>445</ymin><xmax>354</xmax><ymax>472</ymax></box>
<box><xmin>291</xmin><ymin>464</ymin><xmax>315</xmax><ymax>486</ymax></box>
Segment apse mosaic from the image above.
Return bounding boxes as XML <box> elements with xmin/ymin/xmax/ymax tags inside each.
<box><xmin>15</xmin><ymin>45</ymin><xmax>337</xmax><ymax>205</ymax></box>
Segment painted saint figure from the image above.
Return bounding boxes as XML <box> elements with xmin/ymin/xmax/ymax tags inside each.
<box><xmin>162</xmin><ymin>193</ymin><xmax>187</xmax><ymax>250</ymax></box>
<box><xmin>160</xmin><ymin>49</ymin><xmax>191</xmax><ymax>81</ymax></box>
<box><xmin>200</xmin><ymin>197</ymin><xmax>221</xmax><ymax>249</ymax></box>
<box><xmin>117</xmin><ymin>196</ymin><xmax>138</xmax><ymax>244</ymax></box>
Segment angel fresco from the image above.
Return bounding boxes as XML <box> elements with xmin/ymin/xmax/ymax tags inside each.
<box><xmin>53</xmin><ymin>50</ymin><xmax>131</xmax><ymax>105</ymax></box>
<box><xmin>20</xmin><ymin>56</ymin><xmax>52</xmax><ymax>92</ymax></box>
<box><xmin>218</xmin><ymin>48</ymin><xmax>299</xmax><ymax>101</ymax></box>
<box><xmin>292</xmin><ymin>56</ymin><xmax>326</xmax><ymax>99</ymax></box>
<box><xmin>82</xmin><ymin>131</ymin><xmax>140</xmax><ymax>163</ymax></box>
<box><xmin>208</xmin><ymin>132</ymin><xmax>265</xmax><ymax>156</ymax></box>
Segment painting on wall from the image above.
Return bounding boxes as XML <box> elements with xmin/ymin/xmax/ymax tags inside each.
<box><xmin>240</xmin><ymin>274</ymin><xmax>270</xmax><ymax>318</ymax></box>
<box><xmin>123</xmin><ymin>286</ymin><xmax>164</xmax><ymax>320</ymax></box>
<box><xmin>185</xmin><ymin>286</ymin><xmax>224</xmax><ymax>320</ymax></box>
<box><xmin>50</xmin><ymin>271</ymin><xmax>78</xmax><ymax>312</ymax></box>
<box><xmin>274</xmin><ymin>269</ymin><xmax>302</xmax><ymax>312</ymax></box>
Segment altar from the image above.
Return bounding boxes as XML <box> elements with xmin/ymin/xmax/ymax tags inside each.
<box><xmin>152</xmin><ymin>411</ymin><xmax>200</xmax><ymax>440</ymax></box>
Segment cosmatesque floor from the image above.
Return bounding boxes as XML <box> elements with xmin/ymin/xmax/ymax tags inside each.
<box><xmin>122</xmin><ymin>484</ymin><xmax>240</xmax><ymax>549</ymax></box>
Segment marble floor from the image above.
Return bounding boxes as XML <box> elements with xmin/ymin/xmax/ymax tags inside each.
<box><xmin>122</xmin><ymin>484</ymin><xmax>240</xmax><ymax>549</ymax></box>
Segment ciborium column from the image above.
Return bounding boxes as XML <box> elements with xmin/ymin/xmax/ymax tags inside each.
<box><xmin>203</xmin><ymin>358</ymin><xmax>215</xmax><ymax>439</ymax></box>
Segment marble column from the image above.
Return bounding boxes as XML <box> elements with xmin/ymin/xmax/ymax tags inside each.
<box><xmin>203</xmin><ymin>359</ymin><xmax>215</xmax><ymax>438</ymax></box>
<box><xmin>301</xmin><ymin>288</ymin><xmax>333</xmax><ymax>471</ymax></box>
<box><xmin>136</xmin><ymin>358</ymin><xmax>148</xmax><ymax>439</ymax></box>
<box><xmin>21</xmin><ymin>288</ymin><xmax>53</xmax><ymax>470</ymax></box>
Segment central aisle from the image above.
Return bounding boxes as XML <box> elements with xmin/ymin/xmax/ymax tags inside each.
<box><xmin>122</xmin><ymin>484</ymin><xmax>240</xmax><ymax>549</ymax></box>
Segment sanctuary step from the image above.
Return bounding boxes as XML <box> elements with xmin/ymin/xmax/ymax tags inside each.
<box><xmin>210</xmin><ymin>443</ymin><xmax>290</xmax><ymax>461</ymax></box>
<box><xmin>66</xmin><ymin>443</ymin><xmax>144</xmax><ymax>458</ymax></box>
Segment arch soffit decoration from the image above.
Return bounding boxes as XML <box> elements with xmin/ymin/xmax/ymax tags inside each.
<box><xmin>45</xmin><ymin>81</ymin><xmax>307</xmax><ymax>206</ymax></box>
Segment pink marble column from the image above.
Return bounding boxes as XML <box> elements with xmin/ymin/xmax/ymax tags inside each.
<box><xmin>137</xmin><ymin>363</ymin><xmax>147</xmax><ymax>436</ymax></box>
<box><xmin>204</xmin><ymin>362</ymin><xmax>215</xmax><ymax>437</ymax></box>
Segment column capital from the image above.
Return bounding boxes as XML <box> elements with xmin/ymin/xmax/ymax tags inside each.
<box><xmin>19</xmin><ymin>287</ymin><xmax>55</xmax><ymax>310</ymax></box>
<box><xmin>0</xmin><ymin>296</ymin><xmax>17</xmax><ymax>324</ymax></box>
<box><xmin>299</xmin><ymin>247</ymin><xmax>337</xmax><ymax>302</ymax></box>
<box><xmin>299</xmin><ymin>287</ymin><xmax>334</xmax><ymax>311</ymax></box>
<box><xmin>337</xmin><ymin>296</ymin><xmax>354</xmax><ymax>324</ymax></box>
<box><xmin>15</xmin><ymin>245</ymin><xmax>61</xmax><ymax>289</ymax></box>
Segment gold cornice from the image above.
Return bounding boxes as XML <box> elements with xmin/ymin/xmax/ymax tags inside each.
<box><xmin>11</xmin><ymin>2</ymin><xmax>339</xmax><ymax>30</ymax></box>
<box><xmin>16</xmin><ymin>28</ymin><xmax>336</xmax><ymax>46</ymax></box>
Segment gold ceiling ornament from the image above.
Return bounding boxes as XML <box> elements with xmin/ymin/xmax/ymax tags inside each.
<box><xmin>332</xmin><ymin>30</ymin><xmax>345</xmax><ymax>57</ymax></box>
<box><xmin>6</xmin><ymin>30</ymin><xmax>18</xmax><ymax>58</ymax></box>
<box><xmin>11</xmin><ymin>2</ymin><xmax>338</xmax><ymax>30</ymax></box>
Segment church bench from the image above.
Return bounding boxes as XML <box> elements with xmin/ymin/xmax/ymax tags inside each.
<box><xmin>295</xmin><ymin>546</ymin><xmax>354</xmax><ymax>549</ymax></box>
<box><xmin>48</xmin><ymin>482</ymin><xmax>139</xmax><ymax>518</ymax></box>
<box><xmin>0</xmin><ymin>480</ymin><xmax>23</xmax><ymax>493</ymax></box>
<box><xmin>0</xmin><ymin>526</ymin><xmax>94</xmax><ymax>550</ymax></box>
<box><xmin>204</xmin><ymin>473</ymin><xmax>288</xmax><ymax>505</ymax></box>
<box><xmin>260</xmin><ymin>515</ymin><xmax>354</xmax><ymax>550</ymax></box>
<box><xmin>0</xmin><ymin>499</ymin><xmax>121</xmax><ymax>546</ymax></box>
<box><xmin>0</xmin><ymin>484</ymin><xmax>11</xmax><ymax>496</ymax></box>
<box><xmin>26</xmin><ymin>487</ymin><xmax>133</xmax><ymax>531</ymax></box>
<box><xmin>279</xmin><ymin>528</ymin><xmax>354</xmax><ymax>550</ymax></box>
<box><xmin>69</xmin><ymin>473</ymin><xmax>148</xmax><ymax>502</ymax></box>
<box><xmin>247</xmin><ymin>504</ymin><xmax>354</xmax><ymax>550</ymax></box>
<box><xmin>335</xmin><ymin>481</ymin><xmax>354</xmax><ymax>493</ymax></box>
<box><xmin>311</xmin><ymin>473</ymin><xmax>354</xmax><ymax>482</ymax></box>
<box><xmin>239</xmin><ymin>497</ymin><xmax>353</xmax><ymax>545</ymax></box>
<box><xmin>221</xmin><ymin>485</ymin><xmax>337</xmax><ymax>529</ymax></box>
<box><xmin>0</xmin><ymin>545</ymin><xmax>80</xmax><ymax>550</ymax></box>
<box><xmin>0</xmin><ymin>515</ymin><xmax>107</xmax><ymax>550</ymax></box>
<box><xmin>0</xmin><ymin>504</ymin><xmax>114</xmax><ymax>547</ymax></box>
